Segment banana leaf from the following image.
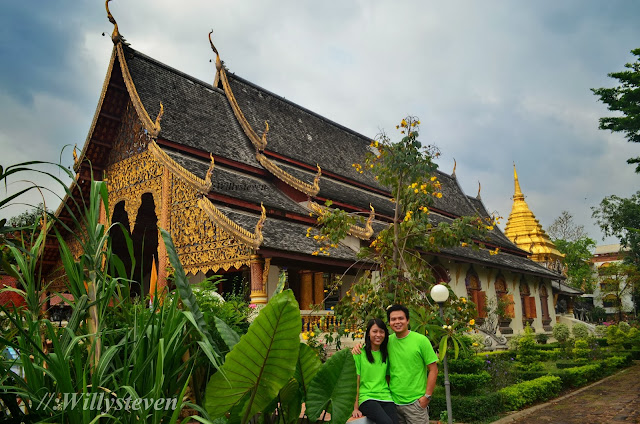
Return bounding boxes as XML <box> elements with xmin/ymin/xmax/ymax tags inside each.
<box><xmin>204</xmin><ymin>290</ymin><xmax>301</xmax><ymax>424</ymax></box>
<box><xmin>294</xmin><ymin>343</ymin><xmax>322</xmax><ymax>401</ymax></box>
<box><xmin>305</xmin><ymin>349</ymin><xmax>357</xmax><ymax>424</ymax></box>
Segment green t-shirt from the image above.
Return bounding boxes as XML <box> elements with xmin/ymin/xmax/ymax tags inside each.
<box><xmin>354</xmin><ymin>350</ymin><xmax>393</xmax><ymax>405</ymax></box>
<box><xmin>388</xmin><ymin>331</ymin><xmax>438</xmax><ymax>405</ymax></box>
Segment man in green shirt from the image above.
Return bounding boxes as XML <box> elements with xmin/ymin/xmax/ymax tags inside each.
<box><xmin>355</xmin><ymin>304</ymin><xmax>438</xmax><ymax>424</ymax></box>
<box><xmin>386</xmin><ymin>304</ymin><xmax>438</xmax><ymax>424</ymax></box>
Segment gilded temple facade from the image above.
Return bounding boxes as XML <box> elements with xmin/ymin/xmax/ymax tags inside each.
<box><xmin>42</xmin><ymin>6</ymin><xmax>564</xmax><ymax>342</ymax></box>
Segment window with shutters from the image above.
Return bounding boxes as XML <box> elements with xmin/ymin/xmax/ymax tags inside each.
<box><xmin>466</xmin><ymin>267</ymin><xmax>486</xmax><ymax>318</ymax></box>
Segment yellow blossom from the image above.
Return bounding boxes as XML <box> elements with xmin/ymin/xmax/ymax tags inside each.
<box><xmin>461</xmin><ymin>297</ymin><xmax>467</xmax><ymax>304</ymax></box>
<box><xmin>344</xmin><ymin>329</ymin><xmax>350</xmax><ymax>333</ymax></box>
<box><xmin>330</xmin><ymin>306</ymin><xmax>334</xmax><ymax>310</ymax></box>
<box><xmin>461</xmin><ymin>242</ymin><xmax>468</xmax><ymax>247</ymax></box>
<box><xmin>472</xmin><ymin>342</ymin><xmax>479</xmax><ymax>347</ymax></box>
<box><xmin>401</xmin><ymin>119</ymin><xmax>407</xmax><ymax>127</ymax></box>
<box><xmin>430</xmin><ymin>176</ymin><xmax>437</xmax><ymax>181</ymax></box>
<box><xmin>436</xmin><ymin>193</ymin><xmax>443</xmax><ymax>199</ymax></box>
<box><xmin>469</xmin><ymin>319</ymin><xmax>475</xmax><ymax>326</ymax></box>
<box><xmin>309</xmin><ymin>332</ymin><xmax>315</xmax><ymax>337</ymax></box>
<box><xmin>302</xmin><ymin>333</ymin><xmax>309</xmax><ymax>340</ymax></box>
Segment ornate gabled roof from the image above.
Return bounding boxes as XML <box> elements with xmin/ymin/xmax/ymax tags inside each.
<box><xmin>504</xmin><ymin>164</ymin><xmax>564</xmax><ymax>263</ymax></box>
<box><xmin>466</xmin><ymin>194</ymin><xmax>527</xmax><ymax>254</ymax></box>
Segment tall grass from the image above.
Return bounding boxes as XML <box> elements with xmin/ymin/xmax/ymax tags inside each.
<box><xmin>0</xmin><ymin>161</ymin><xmax>221</xmax><ymax>423</ymax></box>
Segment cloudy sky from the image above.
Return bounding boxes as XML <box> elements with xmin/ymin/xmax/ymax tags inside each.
<box><xmin>1</xmin><ymin>1</ymin><xmax>639</xmax><ymax>245</ymax></box>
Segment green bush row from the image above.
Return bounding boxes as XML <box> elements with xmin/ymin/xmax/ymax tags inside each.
<box><xmin>537</xmin><ymin>349</ymin><xmax>561</xmax><ymax>361</ymax></box>
<box><xmin>534</xmin><ymin>342</ymin><xmax>561</xmax><ymax>350</ymax></box>
<box><xmin>430</xmin><ymin>392</ymin><xmax>504</xmax><ymax>423</ymax></box>
<box><xmin>437</xmin><ymin>371</ymin><xmax>492</xmax><ymax>395</ymax></box>
<box><xmin>447</xmin><ymin>357</ymin><xmax>485</xmax><ymax>374</ymax></box>
<box><xmin>556</xmin><ymin>364</ymin><xmax>601</xmax><ymax>388</ymax></box>
<box><xmin>498</xmin><ymin>376</ymin><xmax>562</xmax><ymax>411</ymax></box>
<box><xmin>477</xmin><ymin>350</ymin><xmax>515</xmax><ymax>361</ymax></box>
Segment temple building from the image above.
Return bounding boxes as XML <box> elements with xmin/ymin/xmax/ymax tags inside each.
<box><xmin>41</xmin><ymin>5</ymin><xmax>564</xmax><ymax>344</ymax></box>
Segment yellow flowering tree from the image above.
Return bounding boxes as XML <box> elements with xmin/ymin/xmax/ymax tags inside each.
<box><xmin>308</xmin><ymin>117</ymin><xmax>493</xmax><ymax>345</ymax></box>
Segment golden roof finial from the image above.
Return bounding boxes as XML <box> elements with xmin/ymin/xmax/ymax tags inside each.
<box><xmin>105</xmin><ymin>0</ymin><xmax>127</xmax><ymax>46</ymax></box>
<box><xmin>73</xmin><ymin>144</ymin><xmax>79</xmax><ymax>167</ymax></box>
<box><xmin>312</xmin><ymin>164</ymin><xmax>322</xmax><ymax>193</ymax></box>
<box><xmin>205</xmin><ymin>153</ymin><xmax>215</xmax><ymax>185</ymax></box>
<box><xmin>477</xmin><ymin>181</ymin><xmax>482</xmax><ymax>199</ymax></box>
<box><xmin>261</xmin><ymin>121</ymin><xmax>269</xmax><ymax>149</ymax></box>
<box><xmin>452</xmin><ymin>159</ymin><xmax>457</xmax><ymax>177</ymax></box>
<box><xmin>513</xmin><ymin>162</ymin><xmax>523</xmax><ymax>199</ymax></box>
<box><xmin>208</xmin><ymin>30</ymin><xmax>223</xmax><ymax>72</ymax></box>
<box><xmin>255</xmin><ymin>202</ymin><xmax>267</xmax><ymax>245</ymax></box>
<box><xmin>154</xmin><ymin>102</ymin><xmax>164</xmax><ymax>131</ymax></box>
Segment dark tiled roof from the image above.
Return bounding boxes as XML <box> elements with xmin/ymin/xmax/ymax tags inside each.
<box><xmin>126</xmin><ymin>47</ymin><xmax>260</xmax><ymax>168</ymax></box>
<box><xmin>226</xmin><ymin>74</ymin><xmax>380</xmax><ymax>187</ymax></box>
<box><xmin>217</xmin><ymin>206</ymin><xmax>359</xmax><ymax>261</ymax></box>
<box><xmin>437</xmin><ymin>246</ymin><xmax>563</xmax><ymax>279</ymax></box>
<box><xmin>164</xmin><ymin>150</ymin><xmax>308</xmax><ymax>215</ymax></box>
<box><xmin>122</xmin><ymin>47</ymin><xmax>561</xmax><ymax>278</ymax></box>
<box><xmin>467</xmin><ymin>195</ymin><xmax>529</xmax><ymax>253</ymax></box>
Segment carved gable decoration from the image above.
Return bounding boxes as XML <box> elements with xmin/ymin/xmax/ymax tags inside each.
<box><xmin>104</xmin><ymin>104</ymin><xmax>253</xmax><ymax>275</ymax></box>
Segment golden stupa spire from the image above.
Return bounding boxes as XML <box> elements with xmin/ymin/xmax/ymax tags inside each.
<box><xmin>513</xmin><ymin>162</ymin><xmax>523</xmax><ymax>199</ymax></box>
<box><xmin>504</xmin><ymin>163</ymin><xmax>564</xmax><ymax>264</ymax></box>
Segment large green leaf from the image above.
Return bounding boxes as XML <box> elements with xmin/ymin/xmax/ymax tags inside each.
<box><xmin>204</xmin><ymin>290</ymin><xmax>301</xmax><ymax>423</ymax></box>
<box><xmin>305</xmin><ymin>349</ymin><xmax>357</xmax><ymax>424</ymax></box>
<box><xmin>278</xmin><ymin>378</ymin><xmax>303</xmax><ymax>424</ymax></box>
<box><xmin>215</xmin><ymin>316</ymin><xmax>241</xmax><ymax>351</ymax></box>
<box><xmin>294</xmin><ymin>343</ymin><xmax>322</xmax><ymax>401</ymax></box>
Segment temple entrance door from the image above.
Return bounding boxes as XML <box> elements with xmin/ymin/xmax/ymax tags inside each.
<box><xmin>111</xmin><ymin>201</ymin><xmax>133</xmax><ymax>280</ymax></box>
<box><xmin>131</xmin><ymin>193</ymin><xmax>158</xmax><ymax>298</ymax></box>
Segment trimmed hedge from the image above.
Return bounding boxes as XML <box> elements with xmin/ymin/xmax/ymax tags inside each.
<box><xmin>447</xmin><ymin>357</ymin><xmax>485</xmax><ymax>374</ymax></box>
<box><xmin>437</xmin><ymin>371</ymin><xmax>492</xmax><ymax>395</ymax></box>
<box><xmin>556</xmin><ymin>360</ymin><xmax>581</xmax><ymax>369</ymax></box>
<box><xmin>604</xmin><ymin>356</ymin><xmax>628</xmax><ymax>371</ymax></box>
<box><xmin>555</xmin><ymin>364</ymin><xmax>601</xmax><ymax>388</ymax></box>
<box><xmin>430</xmin><ymin>392</ymin><xmax>503</xmax><ymax>422</ymax></box>
<box><xmin>499</xmin><ymin>375</ymin><xmax>562</xmax><ymax>410</ymax></box>
<box><xmin>537</xmin><ymin>349</ymin><xmax>561</xmax><ymax>361</ymax></box>
<box><xmin>478</xmin><ymin>350</ymin><xmax>516</xmax><ymax>361</ymax></box>
<box><xmin>535</xmin><ymin>342</ymin><xmax>561</xmax><ymax>350</ymax></box>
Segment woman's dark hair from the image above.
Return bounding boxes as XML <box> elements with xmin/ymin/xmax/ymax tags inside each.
<box><xmin>364</xmin><ymin>318</ymin><xmax>389</xmax><ymax>364</ymax></box>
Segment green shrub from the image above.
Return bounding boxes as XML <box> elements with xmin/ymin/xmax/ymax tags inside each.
<box><xmin>553</xmin><ymin>323</ymin><xmax>570</xmax><ymax>343</ymax></box>
<box><xmin>604</xmin><ymin>355</ymin><xmax>627</xmax><ymax>370</ymax></box>
<box><xmin>499</xmin><ymin>376</ymin><xmax>562</xmax><ymax>410</ymax></box>
<box><xmin>517</xmin><ymin>332</ymin><xmax>540</xmax><ymax>365</ymax></box>
<box><xmin>536</xmin><ymin>333</ymin><xmax>549</xmax><ymax>344</ymax></box>
<box><xmin>535</xmin><ymin>342</ymin><xmax>561</xmax><ymax>350</ymax></box>
<box><xmin>438</xmin><ymin>371</ymin><xmax>492</xmax><ymax>395</ymax></box>
<box><xmin>448</xmin><ymin>356</ymin><xmax>485</xmax><ymax>374</ymax></box>
<box><xmin>572</xmin><ymin>339</ymin><xmax>591</xmax><ymax>361</ymax></box>
<box><xmin>557</xmin><ymin>364</ymin><xmax>601</xmax><ymax>388</ymax></box>
<box><xmin>594</xmin><ymin>325</ymin><xmax>608</xmax><ymax>338</ymax></box>
<box><xmin>607</xmin><ymin>325</ymin><xmax>627</xmax><ymax>349</ymax></box>
<box><xmin>556</xmin><ymin>360</ymin><xmax>581</xmax><ymax>369</ymax></box>
<box><xmin>572</xmin><ymin>323</ymin><xmax>590</xmax><ymax>340</ymax></box>
<box><xmin>594</xmin><ymin>337</ymin><xmax>608</xmax><ymax>347</ymax></box>
<box><xmin>618</xmin><ymin>321</ymin><xmax>631</xmax><ymax>333</ymax></box>
<box><xmin>538</xmin><ymin>349</ymin><xmax>561</xmax><ymax>361</ymax></box>
<box><xmin>430</xmin><ymin>392</ymin><xmax>504</xmax><ymax>423</ymax></box>
<box><xmin>479</xmin><ymin>350</ymin><xmax>516</xmax><ymax>361</ymax></box>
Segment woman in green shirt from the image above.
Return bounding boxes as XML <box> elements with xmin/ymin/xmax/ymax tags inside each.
<box><xmin>352</xmin><ymin>319</ymin><xmax>398</xmax><ymax>424</ymax></box>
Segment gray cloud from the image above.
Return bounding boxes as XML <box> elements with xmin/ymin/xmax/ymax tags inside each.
<box><xmin>1</xmin><ymin>0</ymin><xmax>638</xmax><ymax>245</ymax></box>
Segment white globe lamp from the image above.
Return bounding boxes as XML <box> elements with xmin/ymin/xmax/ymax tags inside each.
<box><xmin>430</xmin><ymin>284</ymin><xmax>450</xmax><ymax>304</ymax></box>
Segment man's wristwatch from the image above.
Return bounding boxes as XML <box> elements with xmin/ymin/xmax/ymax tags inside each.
<box><xmin>424</xmin><ymin>394</ymin><xmax>431</xmax><ymax>401</ymax></box>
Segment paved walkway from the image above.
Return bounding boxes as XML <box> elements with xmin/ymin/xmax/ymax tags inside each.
<box><xmin>492</xmin><ymin>362</ymin><xmax>640</xmax><ymax>424</ymax></box>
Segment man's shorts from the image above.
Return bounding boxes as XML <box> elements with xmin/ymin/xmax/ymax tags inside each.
<box><xmin>396</xmin><ymin>399</ymin><xmax>428</xmax><ymax>424</ymax></box>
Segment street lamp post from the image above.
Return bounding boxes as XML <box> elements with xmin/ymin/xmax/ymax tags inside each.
<box><xmin>430</xmin><ymin>284</ymin><xmax>453</xmax><ymax>424</ymax></box>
